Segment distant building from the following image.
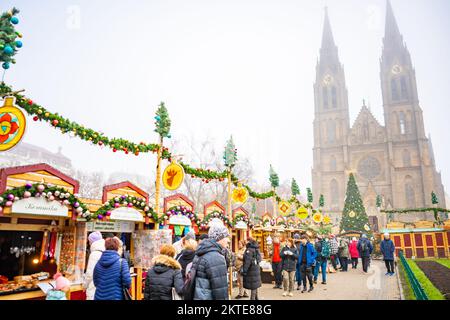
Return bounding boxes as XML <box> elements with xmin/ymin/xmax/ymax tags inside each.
<box><xmin>312</xmin><ymin>2</ymin><xmax>446</xmax><ymax>230</ymax></box>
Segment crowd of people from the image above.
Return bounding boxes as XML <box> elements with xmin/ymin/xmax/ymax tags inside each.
<box><xmin>44</xmin><ymin>224</ymin><xmax>396</xmax><ymax>300</ymax></box>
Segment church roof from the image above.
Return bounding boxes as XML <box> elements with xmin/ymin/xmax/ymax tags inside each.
<box><xmin>351</xmin><ymin>104</ymin><xmax>384</xmax><ymax>130</ymax></box>
<box><xmin>384</xmin><ymin>0</ymin><xmax>402</xmax><ymax>48</ymax></box>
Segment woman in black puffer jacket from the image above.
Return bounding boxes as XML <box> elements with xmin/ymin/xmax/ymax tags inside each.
<box><xmin>242</xmin><ymin>238</ymin><xmax>262</xmax><ymax>300</ymax></box>
<box><xmin>144</xmin><ymin>244</ymin><xmax>184</xmax><ymax>300</ymax></box>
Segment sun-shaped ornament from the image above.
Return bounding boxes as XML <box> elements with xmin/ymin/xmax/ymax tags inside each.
<box><xmin>232</xmin><ymin>185</ymin><xmax>248</xmax><ymax>204</ymax></box>
<box><xmin>0</xmin><ymin>96</ymin><xmax>26</xmax><ymax>151</ymax></box>
<box><xmin>313</xmin><ymin>212</ymin><xmax>323</xmax><ymax>224</ymax></box>
<box><xmin>323</xmin><ymin>216</ymin><xmax>331</xmax><ymax>224</ymax></box>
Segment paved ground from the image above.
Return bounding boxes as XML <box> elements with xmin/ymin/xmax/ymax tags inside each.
<box><xmin>232</xmin><ymin>260</ymin><xmax>401</xmax><ymax>300</ymax></box>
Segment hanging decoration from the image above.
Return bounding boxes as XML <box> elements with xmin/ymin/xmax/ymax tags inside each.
<box><xmin>278</xmin><ymin>200</ymin><xmax>291</xmax><ymax>216</ymax></box>
<box><xmin>313</xmin><ymin>212</ymin><xmax>323</xmax><ymax>223</ymax></box>
<box><xmin>296</xmin><ymin>206</ymin><xmax>309</xmax><ymax>220</ymax></box>
<box><xmin>323</xmin><ymin>215</ymin><xmax>331</xmax><ymax>225</ymax></box>
<box><xmin>94</xmin><ymin>195</ymin><xmax>157</xmax><ymax>222</ymax></box>
<box><xmin>0</xmin><ymin>96</ymin><xmax>26</xmax><ymax>151</ymax></box>
<box><xmin>231</xmin><ymin>184</ymin><xmax>248</xmax><ymax>204</ymax></box>
<box><xmin>201</xmin><ymin>210</ymin><xmax>233</xmax><ymax>230</ymax></box>
<box><xmin>0</xmin><ymin>183</ymin><xmax>90</xmax><ymax>219</ymax></box>
<box><xmin>0</xmin><ymin>8</ymin><xmax>22</xmax><ymax>70</ymax></box>
<box><xmin>348</xmin><ymin>210</ymin><xmax>356</xmax><ymax>218</ymax></box>
<box><xmin>162</xmin><ymin>161</ymin><xmax>185</xmax><ymax>191</ymax></box>
<box><xmin>161</xmin><ymin>206</ymin><xmax>201</xmax><ymax>226</ymax></box>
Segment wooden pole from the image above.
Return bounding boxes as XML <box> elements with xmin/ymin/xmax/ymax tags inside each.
<box><xmin>272</xmin><ymin>187</ymin><xmax>277</xmax><ymax>218</ymax></box>
<box><xmin>227</xmin><ymin>170</ymin><xmax>233</xmax><ymax>298</ymax></box>
<box><xmin>155</xmin><ymin>135</ymin><xmax>163</xmax><ymax>218</ymax></box>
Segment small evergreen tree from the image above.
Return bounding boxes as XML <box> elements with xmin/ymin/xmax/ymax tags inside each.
<box><xmin>291</xmin><ymin>178</ymin><xmax>300</xmax><ymax>196</ymax></box>
<box><xmin>319</xmin><ymin>194</ymin><xmax>325</xmax><ymax>207</ymax></box>
<box><xmin>306</xmin><ymin>188</ymin><xmax>313</xmax><ymax>203</ymax></box>
<box><xmin>154</xmin><ymin>102</ymin><xmax>171</xmax><ymax>139</ymax></box>
<box><xmin>431</xmin><ymin>191</ymin><xmax>439</xmax><ymax>205</ymax></box>
<box><xmin>223</xmin><ymin>136</ymin><xmax>237</xmax><ymax>169</ymax></box>
<box><xmin>340</xmin><ymin>173</ymin><xmax>372</xmax><ymax>235</ymax></box>
<box><xmin>269</xmin><ymin>165</ymin><xmax>279</xmax><ymax>188</ymax></box>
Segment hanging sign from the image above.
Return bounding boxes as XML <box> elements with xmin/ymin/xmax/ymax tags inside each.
<box><xmin>278</xmin><ymin>201</ymin><xmax>291</xmax><ymax>216</ymax></box>
<box><xmin>86</xmin><ymin>220</ymin><xmax>135</xmax><ymax>233</ymax></box>
<box><xmin>110</xmin><ymin>207</ymin><xmax>144</xmax><ymax>222</ymax></box>
<box><xmin>0</xmin><ymin>97</ymin><xmax>26</xmax><ymax>151</ymax></box>
<box><xmin>208</xmin><ymin>217</ymin><xmax>225</xmax><ymax>227</ymax></box>
<box><xmin>162</xmin><ymin>162</ymin><xmax>185</xmax><ymax>191</ymax></box>
<box><xmin>234</xmin><ymin>220</ymin><xmax>248</xmax><ymax>230</ymax></box>
<box><xmin>296</xmin><ymin>207</ymin><xmax>309</xmax><ymax>220</ymax></box>
<box><xmin>168</xmin><ymin>214</ymin><xmax>192</xmax><ymax>226</ymax></box>
<box><xmin>12</xmin><ymin>197</ymin><xmax>69</xmax><ymax>217</ymax></box>
<box><xmin>232</xmin><ymin>186</ymin><xmax>248</xmax><ymax>204</ymax></box>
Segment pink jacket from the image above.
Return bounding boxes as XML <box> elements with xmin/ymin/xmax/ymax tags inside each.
<box><xmin>349</xmin><ymin>241</ymin><xmax>359</xmax><ymax>258</ymax></box>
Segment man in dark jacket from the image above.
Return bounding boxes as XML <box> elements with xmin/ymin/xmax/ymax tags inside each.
<box><xmin>380</xmin><ymin>232</ymin><xmax>396</xmax><ymax>276</ymax></box>
<box><xmin>357</xmin><ymin>234</ymin><xmax>373</xmax><ymax>273</ymax></box>
<box><xmin>298</xmin><ymin>235</ymin><xmax>317</xmax><ymax>293</ymax></box>
<box><xmin>313</xmin><ymin>235</ymin><xmax>329</xmax><ymax>284</ymax></box>
<box><xmin>242</xmin><ymin>238</ymin><xmax>262</xmax><ymax>300</ymax></box>
<box><xmin>293</xmin><ymin>233</ymin><xmax>303</xmax><ymax>290</ymax></box>
<box><xmin>144</xmin><ymin>245</ymin><xmax>184</xmax><ymax>300</ymax></box>
<box><xmin>193</xmin><ymin>223</ymin><xmax>230</xmax><ymax>300</ymax></box>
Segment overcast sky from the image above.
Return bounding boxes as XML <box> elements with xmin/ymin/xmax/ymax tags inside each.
<box><xmin>2</xmin><ymin>0</ymin><xmax>450</xmax><ymax>194</ymax></box>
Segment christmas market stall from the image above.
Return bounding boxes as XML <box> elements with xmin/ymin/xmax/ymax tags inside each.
<box><xmin>202</xmin><ymin>200</ymin><xmax>226</xmax><ymax>239</ymax></box>
<box><xmin>231</xmin><ymin>207</ymin><xmax>251</xmax><ymax>252</ymax></box>
<box><xmin>161</xmin><ymin>193</ymin><xmax>199</xmax><ymax>241</ymax></box>
<box><xmin>0</xmin><ymin>163</ymin><xmax>88</xmax><ymax>300</ymax></box>
<box><xmin>89</xmin><ymin>181</ymin><xmax>158</xmax><ymax>300</ymax></box>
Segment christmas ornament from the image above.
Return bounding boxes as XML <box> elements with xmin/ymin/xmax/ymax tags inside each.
<box><xmin>232</xmin><ymin>185</ymin><xmax>248</xmax><ymax>204</ymax></box>
<box><xmin>364</xmin><ymin>224</ymin><xmax>370</xmax><ymax>231</ymax></box>
<box><xmin>296</xmin><ymin>207</ymin><xmax>309</xmax><ymax>220</ymax></box>
<box><xmin>0</xmin><ymin>97</ymin><xmax>26</xmax><ymax>151</ymax></box>
<box><xmin>278</xmin><ymin>200</ymin><xmax>291</xmax><ymax>216</ymax></box>
<box><xmin>313</xmin><ymin>212</ymin><xmax>323</xmax><ymax>223</ymax></box>
<box><xmin>323</xmin><ymin>216</ymin><xmax>331</xmax><ymax>224</ymax></box>
<box><xmin>349</xmin><ymin>211</ymin><xmax>356</xmax><ymax>218</ymax></box>
<box><xmin>162</xmin><ymin>161</ymin><xmax>185</xmax><ymax>191</ymax></box>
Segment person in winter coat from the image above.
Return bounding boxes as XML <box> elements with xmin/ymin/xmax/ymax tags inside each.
<box><xmin>297</xmin><ymin>235</ymin><xmax>316</xmax><ymax>293</ymax></box>
<box><xmin>293</xmin><ymin>233</ymin><xmax>303</xmax><ymax>290</ymax></box>
<box><xmin>242</xmin><ymin>238</ymin><xmax>262</xmax><ymax>300</ymax></box>
<box><xmin>357</xmin><ymin>234</ymin><xmax>373</xmax><ymax>273</ymax></box>
<box><xmin>173</xmin><ymin>231</ymin><xmax>196</xmax><ymax>256</ymax></box>
<box><xmin>144</xmin><ymin>244</ymin><xmax>184</xmax><ymax>300</ymax></box>
<box><xmin>313</xmin><ymin>235</ymin><xmax>330</xmax><ymax>284</ymax></box>
<box><xmin>338</xmin><ymin>238</ymin><xmax>350</xmax><ymax>272</ymax></box>
<box><xmin>93</xmin><ymin>237</ymin><xmax>131</xmax><ymax>300</ymax></box>
<box><xmin>329</xmin><ymin>235</ymin><xmax>339</xmax><ymax>271</ymax></box>
<box><xmin>349</xmin><ymin>237</ymin><xmax>359</xmax><ymax>269</ymax></box>
<box><xmin>380</xmin><ymin>233</ymin><xmax>396</xmax><ymax>276</ymax></box>
<box><xmin>176</xmin><ymin>239</ymin><xmax>198</xmax><ymax>281</ymax></box>
<box><xmin>235</xmin><ymin>240</ymin><xmax>248</xmax><ymax>299</ymax></box>
<box><xmin>83</xmin><ymin>231</ymin><xmax>105</xmax><ymax>300</ymax></box>
<box><xmin>280</xmin><ymin>238</ymin><xmax>299</xmax><ymax>297</ymax></box>
<box><xmin>46</xmin><ymin>273</ymin><xmax>70</xmax><ymax>300</ymax></box>
<box><xmin>193</xmin><ymin>224</ymin><xmax>230</xmax><ymax>300</ymax></box>
<box><xmin>271</xmin><ymin>237</ymin><xmax>283</xmax><ymax>289</ymax></box>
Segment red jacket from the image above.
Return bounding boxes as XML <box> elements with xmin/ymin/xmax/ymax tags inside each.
<box><xmin>272</xmin><ymin>243</ymin><xmax>281</xmax><ymax>263</ymax></box>
<box><xmin>349</xmin><ymin>240</ymin><xmax>359</xmax><ymax>258</ymax></box>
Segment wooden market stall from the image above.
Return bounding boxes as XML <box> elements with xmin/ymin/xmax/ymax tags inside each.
<box><xmin>162</xmin><ymin>193</ymin><xmax>197</xmax><ymax>240</ymax></box>
<box><xmin>381</xmin><ymin>220</ymin><xmax>450</xmax><ymax>258</ymax></box>
<box><xmin>231</xmin><ymin>207</ymin><xmax>250</xmax><ymax>253</ymax></box>
<box><xmin>0</xmin><ymin>163</ymin><xmax>86</xmax><ymax>300</ymax></box>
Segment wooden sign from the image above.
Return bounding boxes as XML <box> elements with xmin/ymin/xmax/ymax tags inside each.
<box><xmin>12</xmin><ymin>197</ymin><xmax>69</xmax><ymax>217</ymax></box>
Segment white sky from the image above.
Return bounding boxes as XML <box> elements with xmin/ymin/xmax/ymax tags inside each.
<box><xmin>2</xmin><ymin>0</ymin><xmax>450</xmax><ymax>194</ymax></box>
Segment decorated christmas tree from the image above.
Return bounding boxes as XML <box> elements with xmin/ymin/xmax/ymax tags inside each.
<box><xmin>0</xmin><ymin>8</ymin><xmax>22</xmax><ymax>70</ymax></box>
<box><xmin>340</xmin><ymin>173</ymin><xmax>372</xmax><ymax>235</ymax></box>
<box><xmin>291</xmin><ymin>178</ymin><xmax>300</xmax><ymax>196</ymax></box>
<box><xmin>269</xmin><ymin>165</ymin><xmax>279</xmax><ymax>188</ymax></box>
<box><xmin>223</xmin><ymin>136</ymin><xmax>237</xmax><ymax>169</ymax></box>
<box><xmin>154</xmin><ymin>102</ymin><xmax>171</xmax><ymax>139</ymax></box>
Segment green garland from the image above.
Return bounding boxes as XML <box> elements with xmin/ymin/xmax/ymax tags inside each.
<box><xmin>201</xmin><ymin>210</ymin><xmax>233</xmax><ymax>229</ymax></box>
<box><xmin>0</xmin><ymin>183</ymin><xmax>90</xmax><ymax>219</ymax></box>
<box><xmin>381</xmin><ymin>207</ymin><xmax>450</xmax><ymax>223</ymax></box>
<box><xmin>232</xmin><ymin>212</ymin><xmax>253</xmax><ymax>228</ymax></box>
<box><xmin>94</xmin><ymin>194</ymin><xmax>157</xmax><ymax>222</ymax></box>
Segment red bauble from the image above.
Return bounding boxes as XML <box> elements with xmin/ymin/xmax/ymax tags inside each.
<box><xmin>52</xmin><ymin>120</ymin><xmax>59</xmax><ymax>126</ymax></box>
<box><xmin>135</xmin><ymin>152</ymin><xmax>139</xmax><ymax>156</ymax></box>
<box><xmin>98</xmin><ymin>141</ymin><xmax>103</xmax><ymax>146</ymax></box>
<box><xmin>33</xmin><ymin>116</ymin><xmax>39</xmax><ymax>121</ymax></box>
<box><xmin>27</xmin><ymin>100</ymin><xmax>33</xmax><ymax>105</ymax></box>
<box><xmin>113</xmin><ymin>148</ymin><xmax>117</xmax><ymax>153</ymax></box>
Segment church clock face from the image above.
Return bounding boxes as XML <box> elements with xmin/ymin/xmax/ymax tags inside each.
<box><xmin>357</xmin><ymin>156</ymin><xmax>381</xmax><ymax>181</ymax></box>
<box><xmin>391</xmin><ymin>64</ymin><xmax>402</xmax><ymax>75</ymax></box>
<box><xmin>323</xmin><ymin>74</ymin><xmax>333</xmax><ymax>85</ymax></box>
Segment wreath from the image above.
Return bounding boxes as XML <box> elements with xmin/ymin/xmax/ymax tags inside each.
<box><xmin>94</xmin><ymin>194</ymin><xmax>157</xmax><ymax>222</ymax></box>
<box><xmin>0</xmin><ymin>183</ymin><xmax>90</xmax><ymax>219</ymax></box>
<box><xmin>201</xmin><ymin>210</ymin><xmax>233</xmax><ymax>229</ymax></box>
<box><xmin>161</xmin><ymin>205</ymin><xmax>201</xmax><ymax>226</ymax></box>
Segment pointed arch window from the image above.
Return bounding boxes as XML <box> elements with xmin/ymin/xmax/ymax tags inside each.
<box><xmin>391</xmin><ymin>79</ymin><xmax>399</xmax><ymax>101</ymax></box>
<box><xmin>323</xmin><ymin>87</ymin><xmax>329</xmax><ymax>109</ymax></box>
<box><xmin>404</xmin><ymin>175</ymin><xmax>416</xmax><ymax>208</ymax></box>
<box><xmin>331</xmin><ymin>87</ymin><xmax>337</xmax><ymax>108</ymax></box>
<box><xmin>330</xmin><ymin>179</ymin><xmax>339</xmax><ymax>207</ymax></box>
<box><xmin>399</xmin><ymin>112</ymin><xmax>407</xmax><ymax>135</ymax></box>
<box><xmin>400</xmin><ymin>76</ymin><xmax>408</xmax><ymax>100</ymax></box>
<box><xmin>403</xmin><ymin>149</ymin><xmax>411</xmax><ymax>167</ymax></box>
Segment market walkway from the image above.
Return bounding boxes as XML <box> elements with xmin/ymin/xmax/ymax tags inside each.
<box><xmin>232</xmin><ymin>259</ymin><xmax>401</xmax><ymax>300</ymax></box>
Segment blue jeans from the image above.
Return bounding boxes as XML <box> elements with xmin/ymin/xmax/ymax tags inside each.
<box><xmin>314</xmin><ymin>259</ymin><xmax>327</xmax><ymax>283</ymax></box>
<box><xmin>295</xmin><ymin>264</ymin><xmax>302</xmax><ymax>286</ymax></box>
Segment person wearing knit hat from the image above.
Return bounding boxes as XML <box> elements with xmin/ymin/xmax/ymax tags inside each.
<box><xmin>83</xmin><ymin>232</ymin><xmax>105</xmax><ymax>300</ymax></box>
<box><xmin>191</xmin><ymin>224</ymin><xmax>230</xmax><ymax>300</ymax></box>
<box><xmin>46</xmin><ymin>273</ymin><xmax>70</xmax><ymax>300</ymax></box>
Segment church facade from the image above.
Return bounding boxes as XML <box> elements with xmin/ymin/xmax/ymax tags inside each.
<box><xmin>311</xmin><ymin>1</ymin><xmax>446</xmax><ymax>231</ymax></box>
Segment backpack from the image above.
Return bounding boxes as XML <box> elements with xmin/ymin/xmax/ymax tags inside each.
<box><xmin>321</xmin><ymin>241</ymin><xmax>330</xmax><ymax>258</ymax></box>
<box><xmin>182</xmin><ymin>256</ymin><xmax>202</xmax><ymax>300</ymax></box>
<box><xmin>361</xmin><ymin>240</ymin><xmax>368</xmax><ymax>254</ymax></box>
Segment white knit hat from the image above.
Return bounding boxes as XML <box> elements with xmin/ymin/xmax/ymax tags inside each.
<box><xmin>208</xmin><ymin>224</ymin><xmax>230</xmax><ymax>242</ymax></box>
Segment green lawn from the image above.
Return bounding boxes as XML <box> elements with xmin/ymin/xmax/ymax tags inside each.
<box><xmin>405</xmin><ymin>259</ymin><xmax>446</xmax><ymax>300</ymax></box>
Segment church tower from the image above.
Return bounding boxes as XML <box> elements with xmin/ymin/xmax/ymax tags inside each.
<box><xmin>381</xmin><ymin>0</ymin><xmax>446</xmax><ymax>209</ymax></box>
<box><xmin>312</xmin><ymin>8</ymin><xmax>350</xmax><ymax>222</ymax></box>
